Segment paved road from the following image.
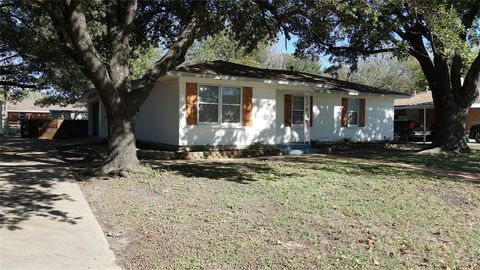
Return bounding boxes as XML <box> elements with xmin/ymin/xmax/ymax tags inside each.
<box><xmin>0</xmin><ymin>136</ymin><xmax>120</xmax><ymax>270</ymax></box>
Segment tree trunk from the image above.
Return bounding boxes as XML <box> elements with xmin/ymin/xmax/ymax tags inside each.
<box><xmin>428</xmin><ymin>83</ymin><xmax>470</xmax><ymax>153</ymax></box>
<box><xmin>99</xmin><ymin>107</ymin><xmax>140</xmax><ymax>175</ymax></box>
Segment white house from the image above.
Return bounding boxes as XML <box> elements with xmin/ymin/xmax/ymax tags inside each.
<box><xmin>87</xmin><ymin>61</ymin><xmax>406</xmax><ymax>149</ymax></box>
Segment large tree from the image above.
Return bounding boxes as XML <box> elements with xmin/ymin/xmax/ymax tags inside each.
<box><xmin>10</xmin><ymin>0</ymin><xmax>291</xmax><ymax>175</ymax></box>
<box><xmin>288</xmin><ymin>0</ymin><xmax>480</xmax><ymax>153</ymax></box>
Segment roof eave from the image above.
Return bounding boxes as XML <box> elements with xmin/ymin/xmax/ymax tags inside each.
<box><xmin>168</xmin><ymin>71</ymin><xmax>406</xmax><ymax>97</ymax></box>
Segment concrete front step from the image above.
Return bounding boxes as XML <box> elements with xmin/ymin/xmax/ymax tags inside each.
<box><xmin>276</xmin><ymin>144</ymin><xmax>320</xmax><ymax>155</ymax></box>
<box><xmin>282</xmin><ymin>148</ymin><xmax>320</xmax><ymax>155</ymax></box>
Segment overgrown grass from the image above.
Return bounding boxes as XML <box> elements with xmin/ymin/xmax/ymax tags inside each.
<box><xmin>80</xmin><ymin>156</ymin><xmax>480</xmax><ymax>270</ymax></box>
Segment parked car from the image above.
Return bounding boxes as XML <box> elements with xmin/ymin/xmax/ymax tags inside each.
<box><xmin>469</xmin><ymin>124</ymin><xmax>480</xmax><ymax>143</ymax></box>
<box><xmin>394</xmin><ymin>120</ymin><xmax>435</xmax><ymax>141</ymax></box>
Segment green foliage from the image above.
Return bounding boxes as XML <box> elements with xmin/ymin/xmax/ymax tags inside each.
<box><xmin>185</xmin><ymin>33</ymin><xmax>268</xmax><ymax>68</ymax></box>
<box><xmin>282</xmin><ymin>54</ymin><xmax>322</xmax><ymax>74</ymax></box>
<box><xmin>185</xmin><ymin>31</ymin><xmax>322</xmax><ymax>74</ymax></box>
<box><xmin>195</xmin><ymin>144</ymin><xmax>212</xmax><ymax>152</ymax></box>
<box><xmin>250</xmin><ymin>141</ymin><xmax>265</xmax><ymax>150</ymax></box>
<box><xmin>129</xmin><ymin>46</ymin><xmax>163</xmax><ymax>80</ymax></box>
<box><xmin>291</xmin><ymin>0</ymin><xmax>479</xmax><ymax>75</ymax></box>
<box><xmin>423</xmin><ymin>4</ymin><xmax>471</xmax><ymax>59</ymax></box>
<box><xmin>332</xmin><ymin>54</ymin><xmax>427</xmax><ymax>94</ymax></box>
<box><xmin>0</xmin><ymin>2</ymin><xmax>92</xmax><ymax>104</ymax></box>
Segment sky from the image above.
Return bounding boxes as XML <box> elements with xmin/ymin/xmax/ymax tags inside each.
<box><xmin>275</xmin><ymin>32</ymin><xmax>332</xmax><ymax>69</ymax></box>
<box><xmin>275</xmin><ymin>33</ymin><xmax>297</xmax><ymax>54</ymax></box>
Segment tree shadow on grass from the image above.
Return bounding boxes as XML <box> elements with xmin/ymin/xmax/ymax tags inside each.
<box><xmin>149</xmin><ymin>160</ymin><xmax>293</xmax><ymax>184</ymax></box>
<box><xmin>1</xmin><ymin>137</ymin><xmax>82</xmax><ymax>231</ymax></box>
<box><xmin>148</xmin><ymin>153</ymin><xmax>479</xmax><ymax>186</ymax></box>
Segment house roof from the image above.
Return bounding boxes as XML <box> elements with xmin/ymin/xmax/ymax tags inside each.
<box><xmin>175</xmin><ymin>60</ymin><xmax>407</xmax><ymax>96</ymax></box>
<box><xmin>394</xmin><ymin>91</ymin><xmax>480</xmax><ymax>108</ymax></box>
<box><xmin>6</xmin><ymin>99</ymin><xmax>87</xmax><ymax>113</ymax></box>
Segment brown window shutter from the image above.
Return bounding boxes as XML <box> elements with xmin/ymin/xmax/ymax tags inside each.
<box><xmin>359</xmin><ymin>98</ymin><xmax>366</xmax><ymax>127</ymax></box>
<box><xmin>242</xmin><ymin>87</ymin><xmax>253</xmax><ymax>126</ymax></box>
<box><xmin>310</xmin><ymin>96</ymin><xmax>313</xmax><ymax>127</ymax></box>
<box><xmin>186</xmin><ymin>82</ymin><xmax>197</xmax><ymax>125</ymax></box>
<box><xmin>341</xmin><ymin>98</ymin><xmax>348</xmax><ymax>127</ymax></box>
<box><xmin>284</xmin><ymin>94</ymin><xmax>292</xmax><ymax>127</ymax></box>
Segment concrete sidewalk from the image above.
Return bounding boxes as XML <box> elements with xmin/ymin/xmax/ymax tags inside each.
<box><xmin>0</xmin><ymin>137</ymin><xmax>120</xmax><ymax>270</ymax></box>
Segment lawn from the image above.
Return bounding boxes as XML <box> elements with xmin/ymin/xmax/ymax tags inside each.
<box><xmin>78</xmin><ymin>154</ymin><xmax>480</xmax><ymax>270</ymax></box>
<box><xmin>320</xmin><ymin>144</ymin><xmax>480</xmax><ymax>174</ymax></box>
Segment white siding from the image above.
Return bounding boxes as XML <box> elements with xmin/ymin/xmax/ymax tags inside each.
<box><xmin>88</xmin><ymin>76</ymin><xmax>395</xmax><ymax>146</ymax></box>
<box><xmin>310</xmin><ymin>94</ymin><xmax>394</xmax><ymax>142</ymax></box>
<box><xmin>178</xmin><ymin>77</ymin><xmax>277</xmax><ymax>147</ymax></box>
<box><xmin>275</xmin><ymin>92</ymin><xmax>394</xmax><ymax>143</ymax></box>
<box><xmin>136</xmin><ymin>78</ymin><xmax>179</xmax><ymax>145</ymax></box>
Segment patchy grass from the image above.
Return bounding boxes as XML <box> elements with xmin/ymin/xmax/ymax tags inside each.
<box><xmin>325</xmin><ymin>144</ymin><xmax>480</xmax><ymax>174</ymax></box>
<box><xmin>79</xmin><ymin>156</ymin><xmax>480</xmax><ymax>270</ymax></box>
<box><xmin>387</xmin><ymin>150</ymin><xmax>480</xmax><ymax>174</ymax></box>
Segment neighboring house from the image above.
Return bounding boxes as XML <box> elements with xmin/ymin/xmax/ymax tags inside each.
<box><xmin>394</xmin><ymin>91</ymin><xmax>480</xmax><ymax>133</ymax></box>
<box><xmin>4</xmin><ymin>99</ymin><xmax>87</xmax><ymax>128</ymax></box>
<box><xmin>87</xmin><ymin>60</ymin><xmax>406</xmax><ymax>149</ymax></box>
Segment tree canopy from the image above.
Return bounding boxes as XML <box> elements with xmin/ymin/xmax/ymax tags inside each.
<box><xmin>284</xmin><ymin>0</ymin><xmax>480</xmax><ymax>152</ymax></box>
<box><xmin>185</xmin><ymin>31</ymin><xmax>322</xmax><ymax>74</ymax></box>
<box><xmin>332</xmin><ymin>54</ymin><xmax>426</xmax><ymax>94</ymax></box>
<box><xmin>0</xmin><ymin>2</ymin><xmax>92</xmax><ymax>104</ymax></box>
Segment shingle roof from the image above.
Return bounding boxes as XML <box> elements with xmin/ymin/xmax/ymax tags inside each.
<box><xmin>395</xmin><ymin>91</ymin><xmax>480</xmax><ymax>107</ymax></box>
<box><xmin>175</xmin><ymin>60</ymin><xmax>407</xmax><ymax>96</ymax></box>
<box><xmin>6</xmin><ymin>99</ymin><xmax>86</xmax><ymax>112</ymax></box>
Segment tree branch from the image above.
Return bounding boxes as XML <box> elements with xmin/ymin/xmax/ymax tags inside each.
<box><xmin>253</xmin><ymin>0</ymin><xmax>306</xmax><ymax>40</ymax></box>
<box><xmin>0</xmin><ymin>81</ymin><xmax>35</xmax><ymax>88</ymax></box>
<box><xmin>0</xmin><ymin>54</ymin><xmax>18</xmax><ymax>62</ymax></box>
<box><xmin>405</xmin><ymin>28</ymin><xmax>436</xmax><ymax>87</ymax></box>
<box><xmin>42</xmin><ymin>0</ymin><xmax>117</xmax><ymax>109</ymax></box>
<box><xmin>106</xmin><ymin>0</ymin><xmax>137</xmax><ymax>92</ymax></box>
<box><xmin>122</xmin><ymin>0</ymin><xmax>137</xmax><ymax>36</ymax></box>
<box><xmin>135</xmin><ymin>1</ymin><xmax>205</xmax><ymax>102</ymax></box>
<box><xmin>460</xmin><ymin>50</ymin><xmax>480</xmax><ymax>108</ymax></box>
<box><xmin>317</xmin><ymin>40</ymin><xmax>397</xmax><ymax>55</ymax></box>
<box><xmin>451</xmin><ymin>0</ymin><xmax>480</xmax><ymax>94</ymax></box>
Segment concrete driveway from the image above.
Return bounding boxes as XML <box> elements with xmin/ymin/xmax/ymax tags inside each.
<box><xmin>0</xmin><ymin>136</ymin><xmax>119</xmax><ymax>270</ymax></box>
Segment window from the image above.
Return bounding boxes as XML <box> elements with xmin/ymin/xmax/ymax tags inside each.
<box><xmin>198</xmin><ymin>85</ymin><xmax>219</xmax><ymax>123</ymax></box>
<box><xmin>347</xmin><ymin>99</ymin><xmax>359</xmax><ymax>125</ymax></box>
<box><xmin>221</xmin><ymin>86</ymin><xmax>241</xmax><ymax>123</ymax></box>
<box><xmin>19</xmin><ymin>112</ymin><xmax>26</xmax><ymax>119</ymax></box>
<box><xmin>292</xmin><ymin>96</ymin><xmax>304</xmax><ymax>125</ymax></box>
<box><xmin>198</xmin><ymin>85</ymin><xmax>242</xmax><ymax>124</ymax></box>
